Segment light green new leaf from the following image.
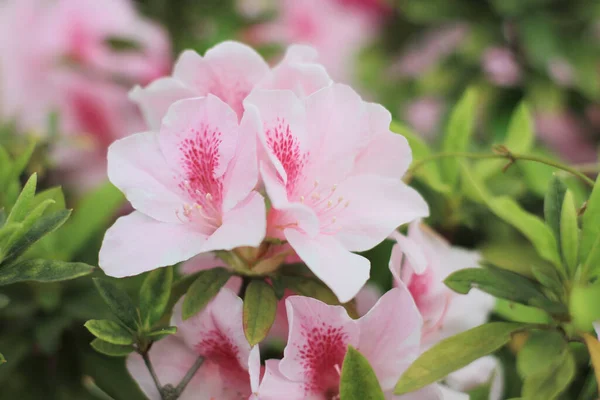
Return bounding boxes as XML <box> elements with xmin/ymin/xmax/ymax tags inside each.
<box><xmin>340</xmin><ymin>346</ymin><xmax>385</xmax><ymax>400</ymax></box>
<box><xmin>146</xmin><ymin>326</ymin><xmax>177</xmax><ymax>342</ymax></box>
<box><xmin>544</xmin><ymin>175</ymin><xmax>567</xmax><ymax>246</ymax></box>
<box><xmin>444</xmin><ymin>267</ymin><xmax>566</xmax><ymax>315</ymax></box>
<box><xmin>243</xmin><ymin>280</ymin><xmax>278</xmax><ymax>346</ymax></box>
<box><xmin>139</xmin><ymin>266</ymin><xmax>173</xmax><ymax>329</ymax></box>
<box><xmin>90</xmin><ymin>338</ymin><xmax>134</xmax><ymax>357</ymax></box>
<box><xmin>560</xmin><ymin>191</ymin><xmax>579</xmax><ymax>276</ymax></box>
<box><xmin>84</xmin><ymin>320</ymin><xmax>133</xmax><ymax>345</ymax></box>
<box><xmin>58</xmin><ymin>182</ymin><xmax>124</xmax><ymax>258</ymax></box>
<box><xmin>0</xmin><ymin>259</ymin><xmax>93</xmax><ymax>286</ymax></box>
<box><xmin>6</xmin><ymin>174</ymin><xmax>37</xmax><ymax>223</ymax></box>
<box><xmin>93</xmin><ymin>278</ymin><xmax>139</xmax><ymax>329</ymax></box>
<box><xmin>31</xmin><ymin>187</ymin><xmax>65</xmax><ymax>213</ymax></box>
<box><xmin>581</xmin><ymin>176</ymin><xmax>600</xmax><ymax>277</ymax></box>
<box><xmin>461</xmin><ymin>163</ymin><xmax>561</xmax><ymax>267</ymax></box>
<box><xmin>182</xmin><ymin>267</ymin><xmax>231</xmax><ymax>320</ymax></box>
<box><xmin>441</xmin><ymin>88</ymin><xmax>478</xmax><ymax>187</ymax></box>
<box><xmin>394</xmin><ymin>322</ymin><xmax>528</xmax><ymax>395</ymax></box>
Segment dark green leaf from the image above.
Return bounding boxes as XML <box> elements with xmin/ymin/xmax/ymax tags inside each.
<box><xmin>146</xmin><ymin>326</ymin><xmax>177</xmax><ymax>341</ymax></box>
<box><xmin>544</xmin><ymin>175</ymin><xmax>567</xmax><ymax>246</ymax></box>
<box><xmin>2</xmin><ymin>209</ymin><xmax>71</xmax><ymax>265</ymax></box>
<box><xmin>243</xmin><ymin>280</ymin><xmax>278</xmax><ymax>346</ymax></box>
<box><xmin>139</xmin><ymin>266</ymin><xmax>173</xmax><ymax>329</ymax></box>
<box><xmin>34</xmin><ymin>315</ymin><xmax>72</xmax><ymax>354</ymax></box>
<box><xmin>6</xmin><ymin>174</ymin><xmax>37</xmax><ymax>224</ymax></box>
<box><xmin>394</xmin><ymin>322</ymin><xmax>528</xmax><ymax>395</ymax></box>
<box><xmin>441</xmin><ymin>88</ymin><xmax>478</xmax><ymax>187</ymax></box>
<box><xmin>340</xmin><ymin>346</ymin><xmax>385</xmax><ymax>400</ymax></box>
<box><xmin>182</xmin><ymin>267</ymin><xmax>231</xmax><ymax>320</ymax></box>
<box><xmin>582</xmin><ymin>176</ymin><xmax>600</xmax><ymax>277</ymax></box>
<box><xmin>84</xmin><ymin>320</ymin><xmax>133</xmax><ymax>345</ymax></box>
<box><xmin>560</xmin><ymin>191</ymin><xmax>580</xmax><ymax>276</ymax></box>
<box><xmin>90</xmin><ymin>339</ymin><xmax>134</xmax><ymax>357</ymax></box>
<box><xmin>530</xmin><ymin>264</ymin><xmax>563</xmax><ymax>298</ymax></box>
<box><xmin>521</xmin><ymin>344</ymin><xmax>575</xmax><ymax>399</ymax></box>
<box><xmin>0</xmin><ymin>259</ymin><xmax>93</xmax><ymax>286</ymax></box>
<box><xmin>93</xmin><ymin>278</ymin><xmax>139</xmax><ymax>329</ymax></box>
<box><xmin>445</xmin><ymin>267</ymin><xmax>566</xmax><ymax>314</ymax></box>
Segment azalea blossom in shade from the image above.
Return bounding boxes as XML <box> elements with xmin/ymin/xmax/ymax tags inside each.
<box><xmin>245</xmin><ymin>84</ymin><xmax>428</xmax><ymax>302</ymax></box>
<box><xmin>127</xmin><ymin>289</ymin><xmax>260</xmax><ymax>399</ymax></box>
<box><xmin>130</xmin><ymin>41</ymin><xmax>332</xmax><ymax>130</ymax></box>
<box><xmin>389</xmin><ymin>221</ymin><xmax>501</xmax><ymax>398</ymax></box>
<box><xmin>0</xmin><ymin>0</ymin><xmax>170</xmax><ymax>187</ymax></box>
<box><xmin>99</xmin><ymin>95</ymin><xmax>266</xmax><ymax>277</ymax></box>
<box><xmin>251</xmin><ymin>287</ymin><xmax>446</xmax><ymax>399</ymax></box>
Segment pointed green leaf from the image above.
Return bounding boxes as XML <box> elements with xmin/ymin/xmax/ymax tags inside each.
<box><xmin>560</xmin><ymin>191</ymin><xmax>579</xmax><ymax>276</ymax></box>
<box><xmin>582</xmin><ymin>176</ymin><xmax>600</xmax><ymax>277</ymax></box>
<box><xmin>182</xmin><ymin>267</ymin><xmax>231</xmax><ymax>320</ymax></box>
<box><xmin>394</xmin><ymin>322</ymin><xmax>529</xmax><ymax>395</ymax></box>
<box><xmin>340</xmin><ymin>346</ymin><xmax>385</xmax><ymax>400</ymax></box>
<box><xmin>530</xmin><ymin>264</ymin><xmax>563</xmax><ymax>298</ymax></box>
<box><xmin>31</xmin><ymin>187</ymin><xmax>65</xmax><ymax>213</ymax></box>
<box><xmin>441</xmin><ymin>88</ymin><xmax>478</xmax><ymax>187</ymax></box>
<box><xmin>139</xmin><ymin>266</ymin><xmax>173</xmax><ymax>329</ymax></box>
<box><xmin>2</xmin><ymin>209</ymin><xmax>71</xmax><ymax>265</ymax></box>
<box><xmin>6</xmin><ymin>174</ymin><xmax>37</xmax><ymax>224</ymax></box>
<box><xmin>544</xmin><ymin>175</ymin><xmax>567</xmax><ymax>245</ymax></box>
<box><xmin>90</xmin><ymin>338</ymin><xmax>134</xmax><ymax>357</ymax></box>
<box><xmin>243</xmin><ymin>280</ymin><xmax>278</xmax><ymax>346</ymax></box>
<box><xmin>444</xmin><ymin>267</ymin><xmax>566</xmax><ymax>315</ymax></box>
<box><xmin>146</xmin><ymin>326</ymin><xmax>178</xmax><ymax>342</ymax></box>
<box><xmin>0</xmin><ymin>259</ymin><xmax>93</xmax><ymax>286</ymax></box>
<box><xmin>93</xmin><ymin>278</ymin><xmax>139</xmax><ymax>329</ymax></box>
<box><xmin>84</xmin><ymin>320</ymin><xmax>133</xmax><ymax>345</ymax></box>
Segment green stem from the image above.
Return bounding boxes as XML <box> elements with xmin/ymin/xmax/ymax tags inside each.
<box><xmin>174</xmin><ymin>356</ymin><xmax>204</xmax><ymax>397</ymax></box>
<box><xmin>406</xmin><ymin>150</ymin><xmax>595</xmax><ymax>187</ymax></box>
<box><xmin>141</xmin><ymin>350</ymin><xmax>166</xmax><ymax>400</ymax></box>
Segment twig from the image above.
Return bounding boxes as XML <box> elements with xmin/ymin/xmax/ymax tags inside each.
<box><xmin>174</xmin><ymin>356</ymin><xmax>204</xmax><ymax>397</ymax></box>
<box><xmin>141</xmin><ymin>350</ymin><xmax>165</xmax><ymax>400</ymax></box>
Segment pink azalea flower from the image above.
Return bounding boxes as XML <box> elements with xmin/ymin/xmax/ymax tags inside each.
<box><xmin>251</xmin><ymin>287</ymin><xmax>447</xmax><ymax>399</ymax></box>
<box><xmin>99</xmin><ymin>95</ymin><xmax>266</xmax><ymax>277</ymax></box>
<box><xmin>127</xmin><ymin>288</ymin><xmax>260</xmax><ymax>399</ymax></box>
<box><xmin>481</xmin><ymin>47</ymin><xmax>521</xmax><ymax>87</ymax></box>
<box><xmin>0</xmin><ymin>0</ymin><xmax>171</xmax><ymax>187</ymax></box>
<box><xmin>245</xmin><ymin>84</ymin><xmax>428</xmax><ymax>302</ymax></box>
<box><xmin>130</xmin><ymin>41</ymin><xmax>332</xmax><ymax>130</ymax></box>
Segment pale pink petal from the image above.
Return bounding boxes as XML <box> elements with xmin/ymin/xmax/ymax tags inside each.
<box><xmin>129</xmin><ymin>78</ymin><xmax>196</xmax><ymax>130</ymax></box>
<box><xmin>284</xmin><ymin>229</ymin><xmax>370</xmax><ymax>303</ymax></box>
<box><xmin>389</xmin><ymin>230</ymin><xmax>428</xmax><ymax>279</ymax></box>
<box><xmin>99</xmin><ymin>211</ymin><xmax>207</xmax><ymax>277</ymax></box>
<box><xmin>174</xmin><ymin>42</ymin><xmax>270</xmax><ymax>118</ymax></box>
<box><xmin>107</xmin><ymin>131</ymin><xmax>185</xmax><ymax>223</ymax></box>
<box><xmin>334</xmin><ymin>176</ymin><xmax>429</xmax><ymax>252</ymax></box>
<box><xmin>256</xmin><ymin>360</ymin><xmax>309</xmax><ymax>400</ymax></box>
<box><xmin>355</xmin><ymin>283</ymin><xmax>383</xmax><ymax>317</ymax></box>
<box><xmin>199</xmin><ymin>191</ymin><xmax>266</xmax><ymax>252</ymax></box>
<box><xmin>279</xmin><ymin>295</ymin><xmax>360</xmax><ymax>393</ymax></box>
<box><xmin>446</xmin><ymin>356</ymin><xmax>503</xmax><ymax>400</ymax></box>
<box><xmin>357</xmin><ymin>287</ymin><xmax>422</xmax><ymax>391</ymax></box>
<box><xmin>249</xmin><ymin>346</ymin><xmax>261</xmax><ymax>393</ymax></box>
<box><xmin>354</xmin><ymin>103</ymin><xmax>412</xmax><ymax>178</ymax></box>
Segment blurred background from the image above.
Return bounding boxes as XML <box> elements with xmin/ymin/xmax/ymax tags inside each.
<box><xmin>0</xmin><ymin>0</ymin><xmax>599</xmax><ymax>398</ymax></box>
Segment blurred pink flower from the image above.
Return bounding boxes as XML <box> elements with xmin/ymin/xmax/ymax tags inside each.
<box><xmin>481</xmin><ymin>47</ymin><xmax>521</xmax><ymax>87</ymax></box>
<box><xmin>535</xmin><ymin>111</ymin><xmax>598</xmax><ymax>164</ymax></box>
<box><xmin>404</xmin><ymin>97</ymin><xmax>446</xmax><ymax>139</ymax></box>
<box><xmin>130</xmin><ymin>42</ymin><xmax>331</xmax><ymax>129</ymax></box>
<box><xmin>99</xmin><ymin>95</ymin><xmax>266</xmax><ymax>277</ymax></box>
<box><xmin>251</xmin><ymin>287</ymin><xmax>446</xmax><ymax>399</ymax></box>
<box><xmin>128</xmin><ymin>289</ymin><xmax>259</xmax><ymax>399</ymax></box>
<box><xmin>245</xmin><ymin>84</ymin><xmax>428</xmax><ymax>302</ymax></box>
<box><xmin>548</xmin><ymin>58</ymin><xmax>575</xmax><ymax>87</ymax></box>
<box><xmin>0</xmin><ymin>0</ymin><xmax>171</xmax><ymax>187</ymax></box>
<box><xmin>244</xmin><ymin>0</ymin><xmax>385</xmax><ymax>82</ymax></box>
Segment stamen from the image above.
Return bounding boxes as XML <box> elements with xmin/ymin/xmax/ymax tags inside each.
<box><xmin>300</xmin><ymin>195</ymin><xmax>305</xmax><ymax>203</ymax></box>
<box><xmin>331</xmin><ymin>184</ymin><xmax>337</xmax><ymax>192</ymax></box>
<box><xmin>205</xmin><ymin>193</ymin><xmax>213</xmax><ymax>201</ymax></box>
<box><xmin>327</xmin><ymin>200</ymin><xmax>333</xmax><ymax>208</ymax></box>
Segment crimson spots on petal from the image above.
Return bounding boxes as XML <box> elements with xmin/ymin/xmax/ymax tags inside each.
<box><xmin>266</xmin><ymin>119</ymin><xmax>308</xmax><ymax>194</ymax></box>
<box><xmin>295</xmin><ymin>321</ymin><xmax>349</xmax><ymax>396</ymax></box>
<box><xmin>194</xmin><ymin>329</ymin><xmax>247</xmax><ymax>384</ymax></box>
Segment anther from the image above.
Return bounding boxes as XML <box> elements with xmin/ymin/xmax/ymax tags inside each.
<box><xmin>300</xmin><ymin>196</ymin><xmax>305</xmax><ymax>203</ymax></box>
<box><xmin>206</xmin><ymin>193</ymin><xmax>213</xmax><ymax>201</ymax></box>
<box><xmin>327</xmin><ymin>200</ymin><xmax>333</xmax><ymax>207</ymax></box>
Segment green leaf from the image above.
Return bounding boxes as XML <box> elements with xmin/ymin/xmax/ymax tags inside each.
<box><xmin>93</xmin><ymin>278</ymin><xmax>139</xmax><ymax>329</ymax></box>
<box><xmin>2</xmin><ymin>209</ymin><xmax>71</xmax><ymax>265</ymax></box>
<box><xmin>146</xmin><ymin>326</ymin><xmax>177</xmax><ymax>341</ymax></box>
<box><xmin>9</xmin><ymin>139</ymin><xmax>35</xmax><ymax>182</ymax></box>
<box><xmin>461</xmin><ymin>163</ymin><xmax>561</xmax><ymax>266</ymax></box>
<box><xmin>340</xmin><ymin>346</ymin><xmax>385</xmax><ymax>400</ymax></box>
<box><xmin>445</xmin><ymin>267</ymin><xmax>566</xmax><ymax>314</ymax></box>
<box><xmin>0</xmin><ymin>259</ymin><xmax>93</xmax><ymax>286</ymax></box>
<box><xmin>391</xmin><ymin>122</ymin><xmax>449</xmax><ymax>193</ymax></box>
<box><xmin>84</xmin><ymin>320</ymin><xmax>133</xmax><ymax>345</ymax></box>
<box><xmin>517</xmin><ymin>331</ymin><xmax>564</xmax><ymax>377</ymax></box>
<box><xmin>280</xmin><ymin>275</ymin><xmax>339</xmax><ymax>305</ymax></box>
<box><xmin>31</xmin><ymin>187</ymin><xmax>65</xmax><ymax>213</ymax></box>
<box><xmin>394</xmin><ymin>322</ymin><xmax>528</xmax><ymax>395</ymax></box>
<box><xmin>521</xmin><ymin>340</ymin><xmax>575</xmax><ymax>400</ymax></box>
<box><xmin>582</xmin><ymin>176</ymin><xmax>600</xmax><ymax>277</ymax></box>
<box><xmin>544</xmin><ymin>175</ymin><xmax>567</xmax><ymax>245</ymax></box>
<box><xmin>90</xmin><ymin>338</ymin><xmax>134</xmax><ymax>357</ymax></box>
<box><xmin>494</xmin><ymin>299</ymin><xmax>551</xmax><ymax>324</ymax></box>
<box><xmin>560</xmin><ymin>191</ymin><xmax>579</xmax><ymax>276</ymax></box>
<box><xmin>530</xmin><ymin>264</ymin><xmax>563</xmax><ymax>298</ymax></box>
<box><xmin>243</xmin><ymin>280</ymin><xmax>278</xmax><ymax>346</ymax></box>
<box><xmin>182</xmin><ymin>267</ymin><xmax>231</xmax><ymax>320</ymax></box>
<box><xmin>441</xmin><ymin>88</ymin><xmax>478</xmax><ymax>187</ymax></box>
<box><xmin>58</xmin><ymin>182</ymin><xmax>124</xmax><ymax>258</ymax></box>
<box><xmin>139</xmin><ymin>266</ymin><xmax>173</xmax><ymax>329</ymax></box>
<box><xmin>6</xmin><ymin>174</ymin><xmax>37</xmax><ymax>224</ymax></box>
